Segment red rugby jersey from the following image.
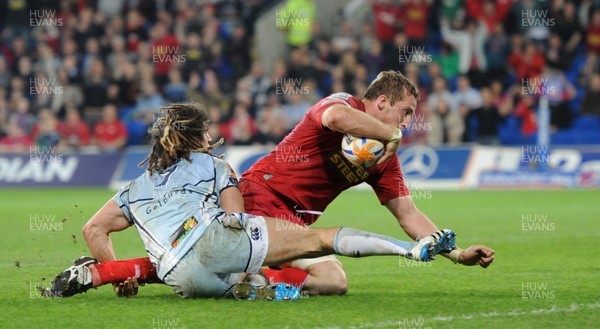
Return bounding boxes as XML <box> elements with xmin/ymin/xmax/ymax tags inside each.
<box><xmin>242</xmin><ymin>93</ymin><xmax>409</xmax><ymax>221</ymax></box>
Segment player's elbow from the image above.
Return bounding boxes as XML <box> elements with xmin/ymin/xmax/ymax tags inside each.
<box><xmin>82</xmin><ymin>221</ymin><xmax>95</xmax><ymax>244</ymax></box>
<box><xmin>321</xmin><ymin>106</ymin><xmax>346</xmax><ymax>131</ymax></box>
<box><xmin>82</xmin><ymin>217</ymin><xmax>105</xmax><ymax>244</ymax></box>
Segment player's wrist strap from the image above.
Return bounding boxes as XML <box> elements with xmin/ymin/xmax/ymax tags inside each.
<box><xmin>387</xmin><ymin>127</ymin><xmax>402</xmax><ymax>143</ymax></box>
<box><xmin>448</xmin><ymin>247</ymin><xmax>464</xmax><ymax>264</ymax></box>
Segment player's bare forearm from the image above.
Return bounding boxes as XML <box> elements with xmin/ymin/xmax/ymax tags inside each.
<box><xmin>83</xmin><ymin>229</ymin><xmax>118</xmax><ymax>262</ymax></box>
<box><xmin>385</xmin><ymin>196</ymin><xmax>495</xmax><ymax>267</ymax></box>
<box><xmin>82</xmin><ymin>199</ymin><xmax>131</xmax><ymax>262</ymax></box>
<box><xmin>322</xmin><ymin>105</ymin><xmax>397</xmax><ymax>141</ymax></box>
<box><xmin>385</xmin><ymin>196</ymin><xmax>439</xmax><ymax>240</ymax></box>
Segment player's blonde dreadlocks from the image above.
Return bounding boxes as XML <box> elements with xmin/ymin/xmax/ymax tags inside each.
<box><xmin>139</xmin><ymin>102</ymin><xmax>223</xmax><ymax>175</ymax></box>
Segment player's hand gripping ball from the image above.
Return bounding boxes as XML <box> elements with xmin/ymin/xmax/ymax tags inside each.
<box><xmin>341</xmin><ymin>134</ymin><xmax>385</xmax><ymax>168</ymax></box>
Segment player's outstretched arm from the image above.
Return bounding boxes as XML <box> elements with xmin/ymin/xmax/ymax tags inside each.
<box><xmin>384</xmin><ymin>196</ymin><xmax>495</xmax><ymax>268</ymax></box>
<box><xmin>385</xmin><ymin>196</ymin><xmax>440</xmax><ymax>240</ymax></box>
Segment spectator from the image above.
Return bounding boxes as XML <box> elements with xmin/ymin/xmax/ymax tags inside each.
<box><xmin>4</xmin><ymin>36</ymin><xmax>27</xmax><ymax>73</ymax></box>
<box><xmin>133</xmin><ymin>82</ymin><xmax>166</xmax><ymax>125</ymax></box>
<box><xmin>331</xmin><ymin>22</ymin><xmax>355</xmax><ymax>54</ymax></box>
<box><xmin>9</xmin><ymin>76</ymin><xmax>26</xmax><ymax>103</ymax></box>
<box><xmin>358</xmin><ymin>22</ymin><xmax>376</xmax><ymax>56</ymax></box>
<box><xmin>431</xmin><ymin>96</ymin><xmax>464</xmax><ymax>145</ymax></box>
<box><xmin>16</xmin><ymin>57</ymin><xmax>34</xmax><ymax>100</ymax></box>
<box><xmin>0</xmin><ymin>95</ymin><xmax>8</xmax><ymax>134</ymax></box>
<box><xmin>225</xmin><ymin>25</ymin><xmax>251</xmax><ymax>82</ymax></box>
<box><xmin>441</xmin><ymin>0</ymin><xmax>464</xmax><ymax>22</ymax></box>
<box><xmin>181</xmin><ymin>32</ymin><xmax>204</xmax><ymax>80</ymax></box>
<box><xmin>362</xmin><ymin>39</ymin><xmax>386</xmax><ymax>81</ymax></box>
<box><xmin>9</xmin><ymin>97</ymin><xmax>36</xmax><ymax>134</ymax></box>
<box><xmin>466</xmin><ymin>0</ymin><xmax>511</xmax><ymax>33</ymax></box>
<box><xmin>111</xmin><ymin>59</ymin><xmax>138</xmax><ymax>106</ymax></box>
<box><xmin>62</xmin><ymin>54</ymin><xmax>81</xmax><ymax>85</ymax></box>
<box><xmin>427</xmin><ymin>76</ymin><xmax>463</xmax><ymax>144</ymax></box>
<box><xmin>124</xmin><ymin>10</ymin><xmax>148</xmax><ymax>53</ymax></box>
<box><xmin>467</xmin><ymin>87</ymin><xmax>508</xmax><ymax>145</ymax></box>
<box><xmin>508</xmin><ymin>41</ymin><xmax>545</xmax><ymax>81</ymax></box>
<box><xmin>427</xmin><ymin>76</ymin><xmax>456</xmax><ymax>112</ymax></box>
<box><xmin>280</xmin><ymin>0</ymin><xmax>316</xmax><ymax>48</ymax></box>
<box><xmin>0</xmin><ymin>122</ymin><xmax>32</xmax><ymax>152</ymax></box>
<box><xmin>222</xmin><ymin>104</ymin><xmax>257</xmax><ymax>145</ymax></box>
<box><xmin>585</xmin><ymin>10</ymin><xmax>600</xmax><ymax>54</ymax></box>
<box><xmin>441</xmin><ymin>17</ymin><xmax>488</xmax><ymax>86</ymax></box>
<box><xmin>400</xmin><ymin>0</ymin><xmax>431</xmax><ymax>47</ymax></box>
<box><xmin>0</xmin><ymin>56</ymin><xmax>10</xmax><ymax>89</ymax></box>
<box><xmin>32</xmin><ymin>109</ymin><xmax>62</xmax><ymax>149</ymax></box>
<box><xmin>81</xmin><ymin>38</ymin><xmax>102</xmax><ymax>75</ymax></box>
<box><xmin>255</xmin><ymin>104</ymin><xmax>289</xmax><ymax>145</ymax></box>
<box><xmin>206</xmin><ymin>104</ymin><xmax>225</xmax><ymax>142</ymax></box>
<box><xmin>434</xmin><ymin>43</ymin><xmax>460</xmax><ymax>80</ymax></box>
<box><xmin>453</xmin><ymin>75</ymin><xmax>483</xmax><ymax>141</ymax></box>
<box><xmin>553</xmin><ymin>1</ymin><xmax>583</xmax><ymax>54</ymax></box>
<box><xmin>580</xmin><ymin>73</ymin><xmax>600</xmax><ymax>116</ymax></box>
<box><xmin>194</xmin><ymin>70</ymin><xmax>230</xmax><ymax>114</ymax></box>
<box><xmin>282</xmin><ymin>92</ymin><xmax>311</xmax><ymax>130</ymax></box>
<box><xmin>53</xmin><ymin>69</ymin><xmax>84</xmax><ymax>115</ymax></box>
<box><xmin>163</xmin><ymin>69</ymin><xmax>187</xmax><ymax>103</ymax></box>
<box><xmin>59</xmin><ymin>107</ymin><xmax>90</xmax><ymax>149</ymax></box>
<box><xmin>484</xmin><ymin>22</ymin><xmax>510</xmax><ymax>83</ymax></box>
<box><xmin>513</xmin><ymin>94</ymin><xmax>538</xmax><ymax>138</ymax></box>
<box><xmin>490</xmin><ymin>79</ymin><xmax>509</xmax><ymax>108</ymax></box>
<box><xmin>29</xmin><ymin>70</ymin><xmax>57</xmax><ymax>113</ymax></box>
<box><xmin>371</xmin><ymin>0</ymin><xmax>401</xmax><ymax>48</ymax></box>
<box><xmin>422</xmin><ymin>61</ymin><xmax>443</xmax><ymax>91</ymax></box>
<box><xmin>287</xmin><ymin>47</ymin><xmax>317</xmax><ymax>82</ymax></box>
<box><xmin>106</xmin><ymin>35</ymin><xmax>128</xmax><ymax>74</ymax></box>
<box><xmin>239</xmin><ymin>62</ymin><xmax>271</xmax><ymax>112</ymax></box>
<box><xmin>544</xmin><ymin>68</ymin><xmax>576</xmax><ymax>130</ymax></box>
<box><xmin>453</xmin><ymin>75</ymin><xmax>483</xmax><ymax>111</ymax></box>
<box><xmin>92</xmin><ymin>104</ymin><xmax>128</xmax><ymax>151</ymax></box>
<box><xmin>150</xmin><ymin>21</ymin><xmax>180</xmax><ymax>87</ymax></box>
<box><xmin>206</xmin><ymin>40</ymin><xmax>233</xmax><ymax>92</ymax></box>
<box><xmin>511</xmin><ymin>0</ymin><xmax>549</xmax><ymax>42</ymax></box>
<box><xmin>82</xmin><ymin>59</ymin><xmax>109</xmax><ymax>124</ymax></box>
<box><xmin>545</xmin><ymin>33</ymin><xmax>573</xmax><ymax>72</ymax></box>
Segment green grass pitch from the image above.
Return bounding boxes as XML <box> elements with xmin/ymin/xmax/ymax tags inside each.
<box><xmin>1</xmin><ymin>188</ymin><xmax>599</xmax><ymax>329</ymax></box>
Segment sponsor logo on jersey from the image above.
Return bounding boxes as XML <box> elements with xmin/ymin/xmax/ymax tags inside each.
<box><xmin>169</xmin><ymin>216</ymin><xmax>198</xmax><ymax>248</ymax></box>
<box><xmin>327</xmin><ymin>150</ymin><xmax>369</xmax><ymax>184</ymax></box>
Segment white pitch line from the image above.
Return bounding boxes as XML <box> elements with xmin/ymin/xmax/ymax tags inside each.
<box><xmin>429</xmin><ymin>302</ymin><xmax>600</xmax><ymax>322</ymax></box>
<box><xmin>313</xmin><ymin>302</ymin><xmax>600</xmax><ymax>329</ymax></box>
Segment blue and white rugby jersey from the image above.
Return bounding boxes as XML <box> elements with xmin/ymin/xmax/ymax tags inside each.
<box><xmin>112</xmin><ymin>152</ymin><xmax>238</xmax><ymax>279</ymax></box>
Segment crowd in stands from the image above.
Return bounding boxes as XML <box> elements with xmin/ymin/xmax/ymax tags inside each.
<box><xmin>1</xmin><ymin>0</ymin><xmax>600</xmax><ymax>154</ymax></box>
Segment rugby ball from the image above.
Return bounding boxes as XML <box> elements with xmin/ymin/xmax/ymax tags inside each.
<box><xmin>341</xmin><ymin>134</ymin><xmax>385</xmax><ymax>168</ymax></box>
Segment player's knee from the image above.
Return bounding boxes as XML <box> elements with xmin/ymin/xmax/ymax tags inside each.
<box><xmin>307</xmin><ymin>262</ymin><xmax>347</xmax><ymax>295</ymax></box>
<box><xmin>324</xmin><ymin>272</ymin><xmax>348</xmax><ymax>295</ymax></box>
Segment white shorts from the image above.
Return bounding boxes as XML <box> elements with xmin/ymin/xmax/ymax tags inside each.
<box><xmin>163</xmin><ymin>213</ymin><xmax>269</xmax><ymax>298</ymax></box>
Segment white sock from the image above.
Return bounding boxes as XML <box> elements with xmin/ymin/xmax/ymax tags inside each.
<box><xmin>333</xmin><ymin>228</ymin><xmax>415</xmax><ymax>257</ymax></box>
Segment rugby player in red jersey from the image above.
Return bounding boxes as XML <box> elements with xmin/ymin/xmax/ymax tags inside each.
<box><xmin>239</xmin><ymin>71</ymin><xmax>494</xmax><ymax>295</ymax></box>
<box><xmin>51</xmin><ymin>71</ymin><xmax>494</xmax><ymax>297</ymax></box>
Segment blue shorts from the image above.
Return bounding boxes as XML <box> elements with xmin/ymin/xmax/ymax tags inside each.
<box><xmin>162</xmin><ymin>213</ymin><xmax>269</xmax><ymax>298</ymax></box>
